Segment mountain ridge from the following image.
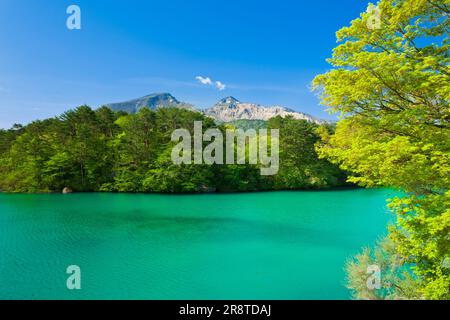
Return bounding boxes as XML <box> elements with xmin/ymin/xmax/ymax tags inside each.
<box><xmin>105</xmin><ymin>93</ymin><xmax>325</xmax><ymax>124</ymax></box>
<box><xmin>105</xmin><ymin>93</ymin><xmax>196</xmax><ymax>113</ymax></box>
<box><xmin>205</xmin><ymin>96</ymin><xmax>325</xmax><ymax>124</ymax></box>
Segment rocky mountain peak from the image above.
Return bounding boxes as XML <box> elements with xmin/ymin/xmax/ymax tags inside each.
<box><xmin>217</xmin><ymin>96</ymin><xmax>240</xmax><ymax>105</ymax></box>
<box><xmin>105</xmin><ymin>93</ymin><xmax>325</xmax><ymax>124</ymax></box>
<box><xmin>105</xmin><ymin>93</ymin><xmax>185</xmax><ymax>113</ymax></box>
<box><xmin>205</xmin><ymin>97</ymin><xmax>325</xmax><ymax>124</ymax></box>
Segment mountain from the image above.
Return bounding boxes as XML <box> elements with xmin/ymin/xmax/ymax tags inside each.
<box><xmin>105</xmin><ymin>93</ymin><xmax>325</xmax><ymax>124</ymax></box>
<box><xmin>105</xmin><ymin>93</ymin><xmax>195</xmax><ymax>113</ymax></box>
<box><xmin>204</xmin><ymin>96</ymin><xmax>325</xmax><ymax>124</ymax></box>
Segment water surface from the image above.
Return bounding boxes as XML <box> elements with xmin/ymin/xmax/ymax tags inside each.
<box><xmin>0</xmin><ymin>189</ymin><xmax>394</xmax><ymax>299</ymax></box>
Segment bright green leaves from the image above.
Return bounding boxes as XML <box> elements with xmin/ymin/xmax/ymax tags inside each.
<box><xmin>314</xmin><ymin>0</ymin><xmax>450</xmax><ymax>299</ymax></box>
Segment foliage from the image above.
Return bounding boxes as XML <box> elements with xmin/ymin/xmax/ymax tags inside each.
<box><xmin>0</xmin><ymin>107</ymin><xmax>346</xmax><ymax>194</ymax></box>
<box><xmin>313</xmin><ymin>0</ymin><xmax>449</xmax><ymax>299</ymax></box>
<box><xmin>346</xmin><ymin>237</ymin><xmax>422</xmax><ymax>300</ymax></box>
<box><xmin>267</xmin><ymin>116</ymin><xmax>347</xmax><ymax>189</ymax></box>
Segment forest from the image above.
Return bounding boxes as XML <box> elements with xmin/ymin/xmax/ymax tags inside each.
<box><xmin>0</xmin><ymin>106</ymin><xmax>346</xmax><ymax>193</ymax></box>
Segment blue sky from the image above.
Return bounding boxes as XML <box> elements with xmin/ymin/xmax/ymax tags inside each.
<box><xmin>0</xmin><ymin>0</ymin><xmax>371</xmax><ymax>128</ymax></box>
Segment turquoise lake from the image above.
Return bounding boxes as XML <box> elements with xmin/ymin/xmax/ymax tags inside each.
<box><xmin>0</xmin><ymin>189</ymin><xmax>394</xmax><ymax>300</ymax></box>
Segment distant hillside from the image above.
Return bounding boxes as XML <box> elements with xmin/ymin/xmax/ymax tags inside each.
<box><xmin>105</xmin><ymin>93</ymin><xmax>195</xmax><ymax>113</ymax></box>
<box><xmin>105</xmin><ymin>93</ymin><xmax>325</xmax><ymax>124</ymax></box>
<box><xmin>204</xmin><ymin>96</ymin><xmax>325</xmax><ymax>124</ymax></box>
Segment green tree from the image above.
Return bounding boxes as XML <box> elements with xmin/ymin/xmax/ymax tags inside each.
<box><xmin>143</xmin><ymin>147</ymin><xmax>215</xmax><ymax>193</ymax></box>
<box><xmin>313</xmin><ymin>0</ymin><xmax>449</xmax><ymax>299</ymax></box>
<box><xmin>51</xmin><ymin>106</ymin><xmax>114</xmax><ymax>191</ymax></box>
<box><xmin>0</xmin><ymin>105</ymin><xmax>348</xmax><ymax>194</ymax></box>
<box><xmin>0</xmin><ymin>120</ymin><xmax>56</xmax><ymax>192</ymax></box>
<box><xmin>268</xmin><ymin>116</ymin><xmax>346</xmax><ymax>189</ymax></box>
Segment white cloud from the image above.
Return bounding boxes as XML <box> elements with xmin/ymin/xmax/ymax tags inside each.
<box><xmin>195</xmin><ymin>76</ymin><xmax>226</xmax><ymax>91</ymax></box>
<box><xmin>195</xmin><ymin>76</ymin><xmax>212</xmax><ymax>85</ymax></box>
<box><xmin>215</xmin><ymin>81</ymin><xmax>226</xmax><ymax>91</ymax></box>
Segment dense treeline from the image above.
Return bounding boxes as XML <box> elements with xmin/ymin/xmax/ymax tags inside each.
<box><xmin>0</xmin><ymin>106</ymin><xmax>347</xmax><ymax>193</ymax></box>
<box><xmin>314</xmin><ymin>0</ymin><xmax>449</xmax><ymax>299</ymax></box>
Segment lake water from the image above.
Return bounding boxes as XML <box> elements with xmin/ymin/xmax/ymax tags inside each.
<box><xmin>0</xmin><ymin>189</ymin><xmax>394</xmax><ymax>299</ymax></box>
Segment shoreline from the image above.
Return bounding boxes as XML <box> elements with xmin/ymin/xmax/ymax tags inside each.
<box><xmin>0</xmin><ymin>185</ymin><xmax>372</xmax><ymax>196</ymax></box>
